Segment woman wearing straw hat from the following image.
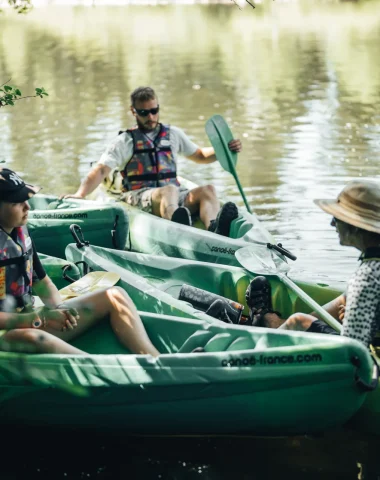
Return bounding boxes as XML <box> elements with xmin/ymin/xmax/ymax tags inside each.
<box><xmin>247</xmin><ymin>179</ymin><xmax>380</xmax><ymax>348</ymax></box>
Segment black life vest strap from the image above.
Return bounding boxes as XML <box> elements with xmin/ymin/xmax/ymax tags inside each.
<box><xmin>127</xmin><ymin>171</ymin><xmax>177</xmax><ymax>183</ymax></box>
<box><xmin>0</xmin><ymin>248</ymin><xmax>32</xmax><ymax>287</ymax></box>
<box><xmin>0</xmin><ymin>250</ymin><xmax>31</xmax><ymax>267</ymax></box>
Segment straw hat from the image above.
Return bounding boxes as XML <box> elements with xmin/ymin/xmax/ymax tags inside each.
<box><xmin>314</xmin><ymin>180</ymin><xmax>380</xmax><ymax>235</ymax></box>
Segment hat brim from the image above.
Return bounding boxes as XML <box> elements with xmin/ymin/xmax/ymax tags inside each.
<box><xmin>3</xmin><ymin>184</ymin><xmax>41</xmax><ymax>203</ymax></box>
<box><xmin>314</xmin><ymin>198</ymin><xmax>380</xmax><ymax>235</ymax></box>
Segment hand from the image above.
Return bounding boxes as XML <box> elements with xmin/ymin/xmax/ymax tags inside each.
<box><xmin>37</xmin><ymin>306</ymin><xmax>79</xmax><ymax>332</ymax></box>
<box><xmin>228</xmin><ymin>139</ymin><xmax>242</xmax><ymax>153</ymax></box>
<box><xmin>338</xmin><ymin>304</ymin><xmax>346</xmax><ymax>322</ymax></box>
<box><xmin>58</xmin><ymin>193</ymin><xmax>85</xmax><ymax>200</ymax></box>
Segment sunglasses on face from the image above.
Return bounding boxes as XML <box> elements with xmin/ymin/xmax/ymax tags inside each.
<box><xmin>133</xmin><ymin>105</ymin><xmax>160</xmax><ymax>117</ymax></box>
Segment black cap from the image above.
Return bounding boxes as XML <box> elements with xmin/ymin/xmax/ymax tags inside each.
<box><xmin>0</xmin><ymin>168</ymin><xmax>41</xmax><ymax>203</ymax></box>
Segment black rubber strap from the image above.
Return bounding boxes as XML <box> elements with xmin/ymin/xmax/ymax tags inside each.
<box><xmin>127</xmin><ymin>171</ymin><xmax>177</xmax><ymax>183</ymax></box>
<box><xmin>0</xmin><ymin>249</ymin><xmax>32</xmax><ymax>267</ymax></box>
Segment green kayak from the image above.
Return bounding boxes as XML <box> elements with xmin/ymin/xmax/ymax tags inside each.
<box><xmin>0</xmin><ymin>250</ymin><xmax>373</xmax><ymax>434</ymax></box>
<box><xmin>56</xmin><ymin>242</ymin><xmax>375</xmax><ymax>434</ymax></box>
<box><xmin>27</xmin><ymin>194</ymin><xmax>129</xmax><ymax>259</ymax></box>
<box><xmin>94</xmin><ymin>174</ymin><xmax>287</xmax><ymax>266</ymax></box>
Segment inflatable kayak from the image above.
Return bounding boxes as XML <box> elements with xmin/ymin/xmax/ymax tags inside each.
<box><xmin>0</xmin><ymin>250</ymin><xmax>374</xmax><ymax>435</ymax></box>
<box><xmin>65</xmin><ymin>241</ymin><xmax>342</xmax><ymax>322</ymax></box>
<box><xmin>95</xmin><ymin>173</ymin><xmax>293</xmax><ymax>267</ymax></box>
<box><xmin>27</xmin><ymin>194</ymin><xmax>129</xmax><ymax>259</ymax></box>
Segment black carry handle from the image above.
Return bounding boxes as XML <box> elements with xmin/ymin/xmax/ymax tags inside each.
<box><xmin>74</xmin><ymin>261</ymin><xmax>90</xmax><ymax>276</ymax></box>
<box><xmin>70</xmin><ymin>224</ymin><xmax>89</xmax><ymax>249</ymax></box>
<box><xmin>62</xmin><ymin>264</ymin><xmax>77</xmax><ymax>284</ymax></box>
<box><xmin>267</xmin><ymin>243</ymin><xmax>297</xmax><ymax>261</ymax></box>
<box><xmin>111</xmin><ymin>215</ymin><xmax>119</xmax><ymax>249</ymax></box>
<box><xmin>352</xmin><ymin>355</ymin><xmax>379</xmax><ymax>392</ymax></box>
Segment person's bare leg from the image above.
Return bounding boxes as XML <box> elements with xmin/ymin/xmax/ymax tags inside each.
<box><xmin>184</xmin><ymin>185</ymin><xmax>220</xmax><ymax>229</ymax></box>
<box><xmin>0</xmin><ymin>329</ymin><xmax>86</xmax><ymax>354</ymax></box>
<box><xmin>278</xmin><ymin>313</ymin><xmax>316</xmax><ymax>331</ymax></box>
<box><xmin>151</xmin><ymin>185</ymin><xmax>180</xmax><ymax>219</ymax></box>
<box><xmin>44</xmin><ymin>287</ymin><xmax>159</xmax><ymax>356</ymax></box>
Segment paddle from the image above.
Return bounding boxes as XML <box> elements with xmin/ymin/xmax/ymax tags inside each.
<box><xmin>235</xmin><ymin>245</ymin><xmax>342</xmax><ymax>332</ymax></box>
<box><xmin>205</xmin><ymin>115</ymin><xmax>252</xmax><ymax>214</ymax></box>
<box><xmin>59</xmin><ymin>271</ymin><xmax>121</xmax><ymax>301</ymax></box>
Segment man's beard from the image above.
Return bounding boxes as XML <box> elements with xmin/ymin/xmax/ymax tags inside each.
<box><xmin>136</xmin><ymin>116</ymin><xmax>159</xmax><ymax>131</ymax></box>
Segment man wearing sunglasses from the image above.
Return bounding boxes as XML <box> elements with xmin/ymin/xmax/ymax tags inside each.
<box><xmin>63</xmin><ymin>86</ymin><xmax>242</xmax><ymax>236</ymax></box>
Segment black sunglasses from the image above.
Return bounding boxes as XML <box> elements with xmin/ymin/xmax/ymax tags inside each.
<box><xmin>133</xmin><ymin>105</ymin><xmax>160</xmax><ymax>117</ymax></box>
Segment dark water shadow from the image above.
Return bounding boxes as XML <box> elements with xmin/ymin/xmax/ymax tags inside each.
<box><xmin>3</xmin><ymin>425</ymin><xmax>380</xmax><ymax>479</ymax></box>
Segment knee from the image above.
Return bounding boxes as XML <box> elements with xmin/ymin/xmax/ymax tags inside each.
<box><xmin>201</xmin><ymin>184</ymin><xmax>217</xmax><ymax>199</ymax></box>
<box><xmin>159</xmin><ymin>184</ymin><xmax>178</xmax><ymax>199</ymax></box>
<box><xmin>285</xmin><ymin>313</ymin><xmax>311</xmax><ymax>331</ymax></box>
<box><xmin>107</xmin><ymin>286</ymin><xmax>132</xmax><ymax>304</ymax></box>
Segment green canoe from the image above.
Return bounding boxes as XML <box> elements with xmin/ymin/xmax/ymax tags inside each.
<box><xmin>94</xmin><ymin>174</ymin><xmax>288</xmax><ymax>266</ymax></box>
<box><xmin>0</xmin><ymin>250</ymin><xmax>373</xmax><ymax>434</ymax></box>
<box><xmin>27</xmin><ymin>194</ymin><xmax>129</xmax><ymax>259</ymax></box>
<box><xmin>59</xmin><ymin>242</ymin><xmax>376</xmax><ymax>434</ymax></box>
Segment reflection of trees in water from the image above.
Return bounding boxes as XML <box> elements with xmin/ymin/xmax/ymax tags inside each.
<box><xmin>0</xmin><ymin>2</ymin><xmax>379</xmax><ymax>198</ymax></box>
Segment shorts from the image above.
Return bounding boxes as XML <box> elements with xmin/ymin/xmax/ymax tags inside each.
<box><xmin>306</xmin><ymin>319</ymin><xmax>339</xmax><ymax>336</ymax></box>
<box><xmin>121</xmin><ymin>185</ymin><xmax>190</xmax><ymax>214</ymax></box>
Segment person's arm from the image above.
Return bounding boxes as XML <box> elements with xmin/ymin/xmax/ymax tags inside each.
<box><xmin>33</xmin><ymin>275</ymin><xmax>63</xmax><ymax>309</ymax></box>
<box><xmin>309</xmin><ymin>293</ymin><xmax>346</xmax><ymax>323</ymax></box>
<box><xmin>61</xmin><ymin>133</ymin><xmax>131</xmax><ymax>199</ymax></box>
<box><xmin>187</xmin><ymin>139</ymin><xmax>242</xmax><ymax>164</ymax></box>
<box><xmin>62</xmin><ymin>164</ymin><xmax>111</xmax><ymax>200</ymax></box>
<box><xmin>0</xmin><ymin>310</ymin><xmax>39</xmax><ymax>330</ymax></box>
<box><xmin>171</xmin><ymin>126</ymin><xmax>242</xmax><ymax>164</ymax></box>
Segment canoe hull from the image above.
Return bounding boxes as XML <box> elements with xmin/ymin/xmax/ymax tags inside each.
<box><xmin>28</xmin><ymin>195</ymin><xmax>129</xmax><ymax>259</ymax></box>
<box><xmin>0</xmin><ymin>313</ymin><xmax>371</xmax><ymax>435</ymax></box>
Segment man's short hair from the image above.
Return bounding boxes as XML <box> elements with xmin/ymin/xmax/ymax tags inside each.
<box><xmin>130</xmin><ymin>87</ymin><xmax>157</xmax><ymax>106</ymax></box>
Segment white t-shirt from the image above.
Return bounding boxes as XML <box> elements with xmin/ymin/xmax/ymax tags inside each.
<box><xmin>98</xmin><ymin>125</ymin><xmax>199</xmax><ymax>171</ymax></box>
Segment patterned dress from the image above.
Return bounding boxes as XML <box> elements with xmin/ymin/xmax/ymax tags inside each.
<box><xmin>342</xmin><ymin>248</ymin><xmax>380</xmax><ymax>348</ymax></box>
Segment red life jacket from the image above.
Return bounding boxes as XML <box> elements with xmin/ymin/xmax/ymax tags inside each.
<box><xmin>0</xmin><ymin>225</ymin><xmax>33</xmax><ymax>311</ymax></box>
<box><xmin>120</xmin><ymin>124</ymin><xmax>179</xmax><ymax>191</ymax></box>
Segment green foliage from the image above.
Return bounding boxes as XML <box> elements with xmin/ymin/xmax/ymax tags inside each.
<box><xmin>0</xmin><ymin>0</ymin><xmax>33</xmax><ymax>14</ymax></box>
<box><xmin>0</xmin><ymin>82</ymin><xmax>48</xmax><ymax>108</ymax></box>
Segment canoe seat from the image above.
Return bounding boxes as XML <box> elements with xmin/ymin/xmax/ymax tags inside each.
<box><xmin>178</xmin><ymin>330</ymin><xmax>214</xmax><ymax>353</ymax></box>
<box><xmin>178</xmin><ymin>330</ymin><xmax>257</xmax><ymax>353</ymax></box>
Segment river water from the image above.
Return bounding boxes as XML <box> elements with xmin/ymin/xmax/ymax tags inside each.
<box><xmin>1</xmin><ymin>1</ymin><xmax>380</xmax><ymax>478</ymax></box>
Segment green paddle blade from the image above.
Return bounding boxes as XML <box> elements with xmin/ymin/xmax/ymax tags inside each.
<box><xmin>205</xmin><ymin>114</ymin><xmax>237</xmax><ymax>173</ymax></box>
<box><xmin>205</xmin><ymin>115</ymin><xmax>252</xmax><ymax>214</ymax></box>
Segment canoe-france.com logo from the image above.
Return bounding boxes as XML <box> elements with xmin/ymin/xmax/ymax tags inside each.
<box><xmin>206</xmin><ymin>244</ymin><xmax>236</xmax><ymax>256</ymax></box>
<box><xmin>221</xmin><ymin>353</ymin><xmax>323</xmax><ymax>367</ymax></box>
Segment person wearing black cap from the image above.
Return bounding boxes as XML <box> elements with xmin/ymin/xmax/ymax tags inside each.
<box><xmin>0</xmin><ymin>168</ymin><xmax>160</xmax><ymax>356</ymax></box>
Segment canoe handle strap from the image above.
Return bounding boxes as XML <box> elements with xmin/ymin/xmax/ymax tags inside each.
<box><xmin>267</xmin><ymin>243</ymin><xmax>297</xmax><ymax>261</ymax></box>
<box><xmin>351</xmin><ymin>355</ymin><xmax>379</xmax><ymax>392</ymax></box>
<box><xmin>111</xmin><ymin>215</ymin><xmax>119</xmax><ymax>249</ymax></box>
<box><xmin>70</xmin><ymin>224</ymin><xmax>89</xmax><ymax>249</ymax></box>
<box><xmin>74</xmin><ymin>261</ymin><xmax>90</xmax><ymax>276</ymax></box>
<box><xmin>62</xmin><ymin>265</ymin><xmax>77</xmax><ymax>284</ymax></box>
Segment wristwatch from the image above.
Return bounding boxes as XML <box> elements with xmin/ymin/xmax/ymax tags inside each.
<box><xmin>31</xmin><ymin>310</ymin><xmax>47</xmax><ymax>329</ymax></box>
<box><xmin>32</xmin><ymin>316</ymin><xmax>43</xmax><ymax>329</ymax></box>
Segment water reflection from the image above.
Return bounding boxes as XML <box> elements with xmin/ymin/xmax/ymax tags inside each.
<box><xmin>0</xmin><ymin>1</ymin><xmax>379</xmax><ymax>282</ymax></box>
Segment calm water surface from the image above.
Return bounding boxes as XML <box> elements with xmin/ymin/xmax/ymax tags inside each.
<box><xmin>1</xmin><ymin>2</ymin><xmax>380</xmax><ymax>477</ymax></box>
<box><xmin>1</xmin><ymin>1</ymin><xmax>380</xmax><ymax>282</ymax></box>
